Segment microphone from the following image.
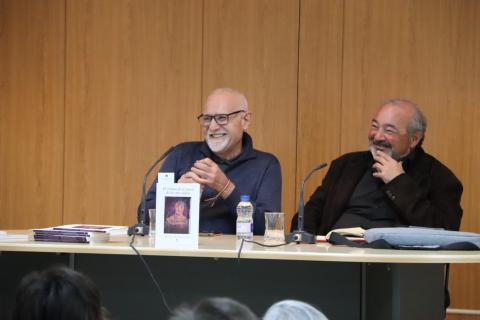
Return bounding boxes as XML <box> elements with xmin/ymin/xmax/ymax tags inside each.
<box><xmin>128</xmin><ymin>146</ymin><xmax>175</xmax><ymax>236</ymax></box>
<box><xmin>285</xmin><ymin>162</ymin><xmax>328</xmax><ymax>244</ymax></box>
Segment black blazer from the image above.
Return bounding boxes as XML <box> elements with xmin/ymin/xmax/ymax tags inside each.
<box><xmin>294</xmin><ymin>148</ymin><xmax>463</xmax><ymax>235</ymax></box>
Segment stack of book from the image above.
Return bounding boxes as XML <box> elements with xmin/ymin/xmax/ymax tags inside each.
<box><xmin>0</xmin><ymin>230</ymin><xmax>29</xmax><ymax>242</ymax></box>
<box><xmin>33</xmin><ymin>224</ymin><xmax>127</xmax><ymax>243</ymax></box>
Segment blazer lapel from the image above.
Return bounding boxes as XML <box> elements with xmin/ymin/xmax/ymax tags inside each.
<box><xmin>325</xmin><ymin>152</ymin><xmax>371</xmax><ymax>227</ymax></box>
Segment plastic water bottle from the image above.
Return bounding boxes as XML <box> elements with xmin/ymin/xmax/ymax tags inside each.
<box><xmin>236</xmin><ymin>195</ymin><xmax>254</xmax><ymax>240</ymax></box>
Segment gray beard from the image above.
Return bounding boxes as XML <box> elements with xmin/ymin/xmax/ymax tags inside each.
<box><xmin>369</xmin><ymin>145</ymin><xmax>410</xmax><ymax>161</ymax></box>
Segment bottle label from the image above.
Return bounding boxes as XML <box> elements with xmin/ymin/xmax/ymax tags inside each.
<box><xmin>236</xmin><ymin>222</ymin><xmax>252</xmax><ymax>234</ymax></box>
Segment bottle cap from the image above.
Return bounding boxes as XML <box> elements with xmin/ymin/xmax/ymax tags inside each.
<box><xmin>240</xmin><ymin>195</ymin><xmax>250</xmax><ymax>201</ymax></box>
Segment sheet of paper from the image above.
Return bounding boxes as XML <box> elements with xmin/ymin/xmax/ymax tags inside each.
<box><xmin>158</xmin><ymin>172</ymin><xmax>175</xmax><ymax>184</ymax></box>
<box><xmin>0</xmin><ymin>232</ymin><xmax>29</xmax><ymax>242</ymax></box>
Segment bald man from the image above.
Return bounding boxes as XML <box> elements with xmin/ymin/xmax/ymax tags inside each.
<box><xmin>294</xmin><ymin>99</ymin><xmax>463</xmax><ymax>235</ymax></box>
<box><xmin>141</xmin><ymin>88</ymin><xmax>282</xmax><ymax>235</ymax></box>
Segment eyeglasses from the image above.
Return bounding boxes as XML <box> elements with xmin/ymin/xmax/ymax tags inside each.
<box><xmin>370</xmin><ymin>122</ymin><xmax>401</xmax><ymax>136</ymax></box>
<box><xmin>197</xmin><ymin>110</ymin><xmax>246</xmax><ymax>127</ymax></box>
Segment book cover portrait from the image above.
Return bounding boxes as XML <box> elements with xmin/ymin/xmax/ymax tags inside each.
<box><xmin>164</xmin><ymin>196</ymin><xmax>190</xmax><ymax>234</ymax></box>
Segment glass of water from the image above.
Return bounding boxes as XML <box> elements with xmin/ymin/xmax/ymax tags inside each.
<box><xmin>264</xmin><ymin>212</ymin><xmax>285</xmax><ymax>243</ymax></box>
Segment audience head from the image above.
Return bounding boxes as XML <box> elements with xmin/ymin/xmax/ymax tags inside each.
<box><xmin>169</xmin><ymin>297</ymin><xmax>257</xmax><ymax>320</ymax></box>
<box><xmin>263</xmin><ymin>299</ymin><xmax>328</xmax><ymax>320</ymax></box>
<box><xmin>11</xmin><ymin>266</ymin><xmax>106</xmax><ymax>320</ymax></box>
<box><xmin>368</xmin><ymin>98</ymin><xmax>427</xmax><ymax>160</ymax></box>
<box><xmin>198</xmin><ymin>88</ymin><xmax>251</xmax><ymax>160</ymax></box>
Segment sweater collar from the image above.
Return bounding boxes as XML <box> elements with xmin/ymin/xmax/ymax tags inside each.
<box><xmin>200</xmin><ymin>132</ymin><xmax>256</xmax><ymax>165</ymax></box>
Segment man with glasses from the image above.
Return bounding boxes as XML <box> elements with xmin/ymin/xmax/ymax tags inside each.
<box><xmin>142</xmin><ymin>88</ymin><xmax>281</xmax><ymax>235</ymax></box>
<box><xmin>294</xmin><ymin>99</ymin><xmax>463</xmax><ymax>235</ymax></box>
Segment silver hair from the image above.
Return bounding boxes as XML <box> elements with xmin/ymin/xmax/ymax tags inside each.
<box><xmin>208</xmin><ymin>87</ymin><xmax>249</xmax><ymax>111</ymax></box>
<box><xmin>169</xmin><ymin>297</ymin><xmax>257</xmax><ymax>320</ymax></box>
<box><xmin>382</xmin><ymin>98</ymin><xmax>427</xmax><ymax>137</ymax></box>
<box><xmin>263</xmin><ymin>300</ymin><xmax>329</xmax><ymax>320</ymax></box>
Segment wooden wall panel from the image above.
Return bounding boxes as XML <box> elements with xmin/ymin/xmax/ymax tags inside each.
<box><xmin>296</xmin><ymin>0</ymin><xmax>344</xmax><ymax>224</ymax></box>
<box><xmin>202</xmin><ymin>0</ymin><xmax>300</xmax><ymax>220</ymax></box>
<box><xmin>342</xmin><ymin>0</ymin><xmax>480</xmax><ymax>312</ymax></box>
<box><xmin>64</xmin><ymin>0</ymin><xmax>202</xmax><ymax>225</ymax></box>
<box><xmin>434</xmin><ymin>0</ymin><xmax>480</xmax><ymax>312</ymax></box>
<box><xmin>342</xmin><ymin>0</ymin><xmax>419</xmax><ymax>153</ymax></box>
<box><xmin>1</xmin><ymin>0</ymin><xmax>480</xmax><ymax>314</ymax></box>
<box><xmin>0</xmin><ymin>0</ymin><xmax>65</xmax><ymax>229</ymax></box>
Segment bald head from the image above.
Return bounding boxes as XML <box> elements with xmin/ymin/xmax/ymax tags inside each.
<box><xmin>205</xmin><ymin>88</ymin><xmax>249</xmax><ymax>112</ymax></box>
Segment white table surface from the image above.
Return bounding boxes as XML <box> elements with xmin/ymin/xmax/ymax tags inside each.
<box><xmin>1</xmin><ymin>230</ymin><xmax>480</xmax><ymax>263</ymax></box>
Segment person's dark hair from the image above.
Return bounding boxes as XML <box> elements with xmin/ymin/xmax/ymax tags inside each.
<box><xmin>169</xmin><ymin>297</ymin><xmax>257</xmax><ymax>320</ymax></box>
<box><xmin>11</xmin><ymin>266</ymin><xmax>106</xmax><ymax>320</ymax></box>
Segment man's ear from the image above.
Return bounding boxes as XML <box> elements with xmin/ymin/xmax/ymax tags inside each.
<box><xmin>242</xmin><ymin>112</ymin><xmax>252</xmax><ymax>130</ymax></box>
<box><xmin>410</xmin><ymin>131</ymin><xmax>423</xmax><ymax>148</ymax></box>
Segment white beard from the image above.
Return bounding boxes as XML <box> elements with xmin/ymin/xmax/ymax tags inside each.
<box><xmin>207</xmin><ymin>134</ymin><xmax>230</xmax><ymax>154</ymax></box>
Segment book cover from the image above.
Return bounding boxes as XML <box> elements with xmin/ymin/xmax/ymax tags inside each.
<box><xmin>33</xmin><ymin>227</ymin><xmax>90</xmax><ymax>236</ymax></box>
<box><xmin>51</xmin><ymin>224</ymin><xmax>127</xmax><ymax>234</ymax></box>
<box><xmin>317</xmin><ymin>227</ymin><xmax>366</xmax><ymax>243</ymax></box>
<box><xmin>33</xmin><ymin>234</ymin><xmax>90</xmax><ymax>243</ymax></box>
<box><xmin>155</xmin><ymin>182</ymin><xmax>200</xmax><ymax>249</ymax></box>
<box><xmin>33</xmin><ymin>227</ymin><xmax>110</xmax><ymax>243</ymax></box>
